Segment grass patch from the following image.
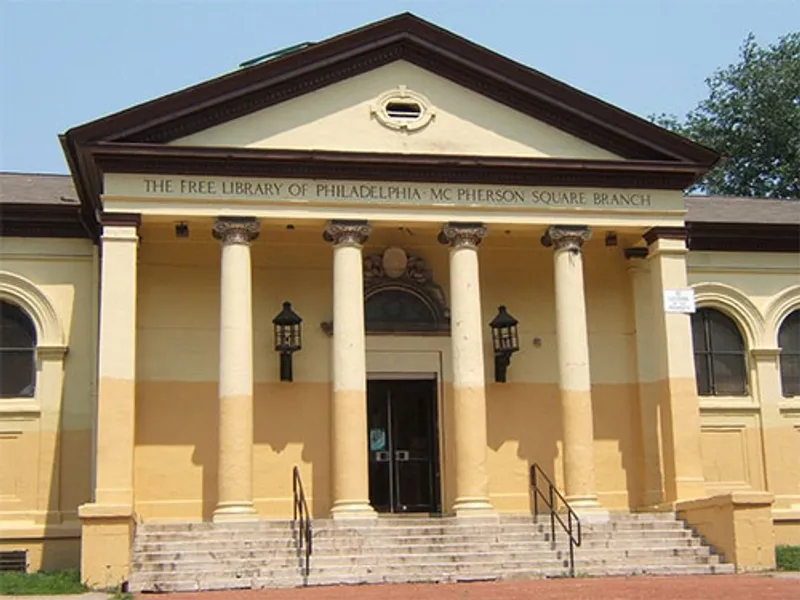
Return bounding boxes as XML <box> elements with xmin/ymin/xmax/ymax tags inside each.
<box><xmin>776</xmin><ymin>545</ymin><xmax>800</xmax><ymax>571</ymax></box>
<box><xmin>0</xmin><ymin>568</ymin><xmax>87</xmax><ymax>595</ymax></box>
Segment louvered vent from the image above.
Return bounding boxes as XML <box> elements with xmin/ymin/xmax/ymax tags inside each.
<box><xmin>0</xmin><ymin>550</ymin><xmax>27</xmax><ymax>572</ymax></box>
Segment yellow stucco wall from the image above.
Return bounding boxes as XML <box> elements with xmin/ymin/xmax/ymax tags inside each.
<box><xmin>170</xmin><ymin>61</ymin><xmax>622</xmax><ymax>161</ymax></box>
<box><xmin>133</xmin><ymin>220</ymin><xmax>646</xmax><ymax>520</ymax></box>
<box><xmin>0</xmin><ymin>237</ymin><xmax>98</xmax><ymax>571</ymax></box>
<box><xmin>688</xmin><ymin>251</ymin><xmax>800</xmax><ymax>543</ymax></box>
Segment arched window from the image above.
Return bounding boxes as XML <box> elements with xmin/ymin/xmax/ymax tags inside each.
<box><xmin>365</xmin><ymin>287</ymin><xmax>440</xmax><ymax>333</ymax></box>
<box><xmin>0</xmin><ymin>300</ymin><xmax>37</xmax><ymax>397</ymax></box>
<box><xmin>691</xmin><ymin>308</ymin><xmax>748</xmax><ymax>396</ymax></box>
<box><xmin>779</xmin><ymin>310</ymin><xmax>800</xmax><ymax>397</ymax></box>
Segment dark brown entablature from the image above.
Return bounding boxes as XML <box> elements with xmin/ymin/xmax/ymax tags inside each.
<box><xmin>687</xmin><ymin>222</ymin><xmax>800</xmax><ymax>253</ymax></box>
<box><xmin>0</xmin><ymin>204</ymin><xmax>91</xmax><ymax>239</ymax></box>
<box><xmin>99</xmin><ymin>212</ymin><xmax>142</xmax><ymax>229</ymax></box>
<box><xmin>88</xmin><ymin>144</ymin><xmax>707</xmax><ymax>190</ymax></box>
<box><xmin>643</xmin><ymin>226</ymin><xmax>687</xmax><ymax>245</ymax></box>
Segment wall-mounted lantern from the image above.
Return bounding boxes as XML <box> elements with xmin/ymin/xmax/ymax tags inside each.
<box><xmin>273</xmin><ymin>301</ymin><xmax>302</xmax><ymax>382</ymax></box>
<box><xmin>489</xmin><ymin>305</ymin><xmax>519</xmax><ymax>383</ymax></box>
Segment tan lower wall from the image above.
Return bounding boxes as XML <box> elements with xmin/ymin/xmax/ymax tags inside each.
<box><xmin>0</xmin><ymin>426</ymin><xmax>92</xmax><ymax>527</ymax></box>
<box><xmin>0</xmin><ymin>537</ymin><xmax>80</xmax><ymax>573</ymax></box>
<box><xmin>677</xmin><ymin>492</ymin><xmax>776</xmax><ymax>572</ymax></box>
<box><xmin>135</xmin><ymin>379</ymin><xmax>643</xmax><ymax>518</ymax></box>
<box><xmin>774</xmin><ymin>514</ymin><xmax>800</xmax><ymax>545</ymax></box>
<box><xmin>135</xmin><ymin>381</ymin><xmax>331</xmax><ymax>520</ymax></box>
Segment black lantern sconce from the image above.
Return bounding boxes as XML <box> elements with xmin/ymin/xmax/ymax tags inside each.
<box><xmin>273</xmin><ymin>301</ymin><xmax>303</xmax><ymax>382</ymax></box>
<box><xmin>489</xmin><ymin>305</ymin><xmax>519</xmax><ymax>383</ymax></box>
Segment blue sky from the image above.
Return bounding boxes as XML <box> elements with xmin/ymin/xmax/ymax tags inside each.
<box><xmin>1</xmin><ymin>0</ymin><xmax>797</xmax><ymax>174</ymax></box>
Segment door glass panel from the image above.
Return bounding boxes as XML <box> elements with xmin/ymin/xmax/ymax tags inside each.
<box><xmin>392</xmin><ymin>381</ymin><xmax>434</xmax><ymax>512</ymax></box>
<box><xmin>366</xmin><ymin>379</ymin><xmax>440</xmax><ymax>514</ymax></box>
<box><xmin>367</xmin><ymin>381</ymin><xmax>392</xmax><ymax>512</ymax></box>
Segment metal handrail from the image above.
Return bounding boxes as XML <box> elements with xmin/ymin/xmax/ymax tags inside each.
<box><xmin>292</xmin><ymin>466</ymin><xmax>312</xmax><ymax>576</ymax></box>
<box><xmin>530</xmin><ymin>463</ymin><xmax>582</xmax><ymax>577</ymax></box>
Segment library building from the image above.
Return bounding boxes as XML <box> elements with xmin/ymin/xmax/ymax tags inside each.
<box><xmin>1</xmin><ymin>12</ymin><xmax>798</xmax><ymax>592</ymax></box>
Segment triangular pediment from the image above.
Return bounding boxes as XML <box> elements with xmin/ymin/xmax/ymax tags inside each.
<box><xmin>61</xmin><ymin>12</ymin><xmax>719</xmax><ymax>238</ymax></box>
<box><xmin>169</xmin><ymin>61</ymin><xmax>622</xmax><ymax>160</ymax></box>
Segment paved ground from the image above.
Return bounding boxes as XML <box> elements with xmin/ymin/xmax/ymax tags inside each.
<box><xmin>139</xmin><ymin>575</ymin><xmax>799</xmax><ymax>600</ymax></box>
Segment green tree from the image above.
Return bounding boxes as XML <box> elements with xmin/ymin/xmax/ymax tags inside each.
<box><xmin>656</xmin><ymin>32</ymin><xmax>800</xmax><ymax>199</ymax></box>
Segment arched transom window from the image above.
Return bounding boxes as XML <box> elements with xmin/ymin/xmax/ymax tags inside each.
<box><xmin>0</xmin><ymin>300</ymin><xmax>37</xmax><ymax>398</ymax></box>
<box><xmin>779</xmin><ymin>310</ymin><xmax>800</xmax><ymax>397</ymax></box>
<box><xmin>691</xmin><ymin>307</ymin><xmax>748</xmax><ymax>396</ymax></box>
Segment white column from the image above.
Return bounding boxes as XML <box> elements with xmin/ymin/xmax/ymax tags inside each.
<box><xmin>646</xmin><ymin>234</ymin><xmax>706</xmax><ymax>502</ymax></box>
<box><xmin>324</xmin><ymin>220</ymin><xmax>376</xmax><ymax>519</ymax></box>
<box><xmin>439</xmin><ymin>223</ymin><xmax>494</xmax><ymax>516</ymax></box>
<box><xmin>212</xmin><ymin>217</ymin><xmax>260</xmax><ymax>522</ymax></box>
<box><xmin>628</xmin><ymin>256</ymin><xmax>665</xmax><ymax>507</ymax></box>
<box><xmin>78</xmin><ymin>216</ymin><xmax>139</xmax><ymax>588</ymax></box>
<box><xmin>544</xmin><ymin>225</ymin><xmax>599</xmax><ymax>508</ymax></box>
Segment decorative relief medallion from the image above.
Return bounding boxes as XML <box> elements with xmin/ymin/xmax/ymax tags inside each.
<box><xmin>437</xmin><ymin>223</ymin><xmax>488</xmax><ymax>249</ymax></box>
<box><xmin>323</xmin><ymin>220</ymin><xmax>371</xmax><ymax>247</ymax></box>
<box><xmin>362</xmin><ymin>248</ymin><xmax>449</xmax><ymax>333</ymax></box>
<box><xmin>212</xmin><ymin>217</ymin><xmax>260</xmax><ymax>244</ymax></box>
<box><xmin>370</xmin><ymin>85</ymin><xmax>436</xmax><ymax>132</ymax></box>
<box><xmin>321</xmin><ymin>247</ymin><xmax>450</xmax><ymax>336</ymax></box>
<box><xmin>541</xmin><ymin>225</ymin><xmax>591</xmax><ymax>253</ymax></box>
<box><xmin>381</xmin><ymin>246</ymin><xmax>408</xmax><ymax>278</ymax></box>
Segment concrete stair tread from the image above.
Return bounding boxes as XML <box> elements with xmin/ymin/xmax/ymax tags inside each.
<box><xmin>130</xmin><ymin>511</ymin><xmax>732</xmax><ymax>593</ymax></box>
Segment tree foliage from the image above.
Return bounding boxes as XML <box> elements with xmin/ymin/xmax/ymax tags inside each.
<box><xmin>656</xmin><ymin>32</ymin><xmax>800</xmax><ymax>199</ymax></box>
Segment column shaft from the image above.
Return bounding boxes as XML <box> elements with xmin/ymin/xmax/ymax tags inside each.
<box><xmin>646</xmin><ymin>235</ymin><xmax>706</xmax><ymax>502</ymax></box>
<box><xmin>628</xmin><ymin>260</ymin><xmax>665</xmax><ymax>507</ymax></box>
<box><xmin>78</xmin><ymin>218</ymin><xmax>139</xmax><ymax>588</ymax></box>
<box><xmin>325</xmin><ymin>221</ymin><xmax>375</xmax><ymax>519</ymax></box>
<box><xmin>213</xmin><ymin>218</ymin><xmax>259</xmax><ymax>522</ymax></box>
<box><xmin>439</xmin><ymin>223</ymin><xmax>494</xmax><ymax>516</ymax></box>
<box><xmin>94</xmin><ymin>223</ymin><xmax>139</xmax><ymax>507</ymax></box>
<box><xmin>546</xmin><ymin>226</ymin><xmax>598</xmax><ymax>508</ymax></box>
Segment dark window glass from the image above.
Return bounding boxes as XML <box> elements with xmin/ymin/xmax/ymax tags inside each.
<box><xmin>691</xmin><ymin>308</ymin><xmax>747</xmax><ymax>396</ymax></box>
<box><xmin>779</xmin><ymin>311</ymin><xmax>800</xmax><ymax>397</ymax></box>
<box><xmin>0</xmin><ymin>301</ymin><xmax>36</xmax><ymax>398</ymax></box>
<box><xmin>365</xmin><ymin>289</ymin><xmax>436</xmax><ymax>332</ymax></box>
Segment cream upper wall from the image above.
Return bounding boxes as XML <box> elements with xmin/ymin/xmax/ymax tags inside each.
<box><xmin>688</xmin><ymin>251</ymin><xmax>800</xmax><ymax>347</ymax></box>
<box><xmin>170</xmin><ymin>61</ymin><xmax>622</xmax><ymax>160</ymax></box>
<box><xmin>0</xmin><ymin>237</ymin><xmax>97</xmax><ymax>526</ymax></box>
<box><xmin>136</xmin><ymin>220</ymin><xmax>637</xmax><ymax>386</ymax></box>
<box><xmin>0</xmin><ymin>238</ymin><xmax>97</xmax><ymax>427</ymax></box>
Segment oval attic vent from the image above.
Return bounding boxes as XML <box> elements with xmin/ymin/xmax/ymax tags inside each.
<box><xmin>371</xmin><ymin>87</ymin><xmax>435</xmax><ymax>131</ymax></box>
<box><xmin>385</xmin><ymin>101</ymin><xmax>422</xmax><ymax>120</ymax></box>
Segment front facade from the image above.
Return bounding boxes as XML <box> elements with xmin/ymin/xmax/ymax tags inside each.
<box><xmin>1</xmin><ymin>14</ymin><xmax>799</xmax><ymax>585</ymax></box>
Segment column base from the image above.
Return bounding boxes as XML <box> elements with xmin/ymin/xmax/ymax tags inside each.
<box><xmin>330</xmin><ymin>500</ymin><xmax>377</xmax><ymax>521</ymax></box>
<box><xmin>563</xmin><ymin>494</ymin><xmax>609</xmax><ymax>523</ymax></box>
<box><xmin>564</xmin><ymin>494</ymin><xmax>600</xmax><ymax>509</ymax></box>
<box><xmin>212</xmin><ymin>502</ymin><xmax>258</xmax><ymax>523</ymax></box>
<box><xmin>452</xmin><ymin>496</ymin><xmax>496</xmax><ymax>518</ymax></box>
<box><xmin>78</xmin><ymin>503</ymin><xmax>134</xmax><ymax>589</ymax></box>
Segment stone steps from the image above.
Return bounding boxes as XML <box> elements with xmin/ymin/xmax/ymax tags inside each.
<box><xmin>129</xmin><ymin>512</ymin><xmax>731</xmax><ymax>592</ymax></box>
<box><xmin>135</xmin><ymin>563</ymin><xmax>735</xmax><ymax>594</ymax></box>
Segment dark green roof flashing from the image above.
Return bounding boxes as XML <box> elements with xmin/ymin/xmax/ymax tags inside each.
<box><xmin>238</xmin><ymin>42</ymin><xmax>316</xmax><ymax>69</ymax></box>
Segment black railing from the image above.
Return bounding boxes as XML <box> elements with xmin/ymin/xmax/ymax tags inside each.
<box><xmin>292</xmin><ymin>466</ymin><xmax>312</xmax><ymax>576</ymax></box>
<box><xmin>530</xmin><ymin>463</ymin><xmax>581</xmax><ymax>577</ymax></box>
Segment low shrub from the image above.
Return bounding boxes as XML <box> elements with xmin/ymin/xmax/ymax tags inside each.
<box><xmin>0</xmin><ymin>568</ymin><xmax>87</xmax><ymax>595</ymax></box>
<box><xmin>776</xmin><ymin>545</ymin><xmax>800</xmax><ymax>571</ymax></box>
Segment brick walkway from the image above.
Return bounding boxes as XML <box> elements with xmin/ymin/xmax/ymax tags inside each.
<box><xmin>143</xmin><ymin>575</ymin><xmax>799</xmax><ymax>600</ymax></box>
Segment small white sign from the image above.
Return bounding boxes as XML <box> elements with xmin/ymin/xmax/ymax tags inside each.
<box><xmin>664</xmin><ymin>289</ymin><xmax>696</xmax><ymax>314</ymax></box>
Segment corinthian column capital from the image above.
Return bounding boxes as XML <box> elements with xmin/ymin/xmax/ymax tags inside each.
<box><xmin>438</xmin><ymin>222</ymin><xmax>487</xmax><ymax>249</ymax></box>
<box><xmin>323</xmin><ymin>220</ymin><xmax>371</xmax><ymax>247</ymax></box>
<box><xmin>213</xmin><ymin>217</ymin><xmax>260</xmax><ymax>245</ymax></box>
<box><xmin>542</xmin><ymin>225</ymin><xmax>591</xmax><ymax>253</ymax></box>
